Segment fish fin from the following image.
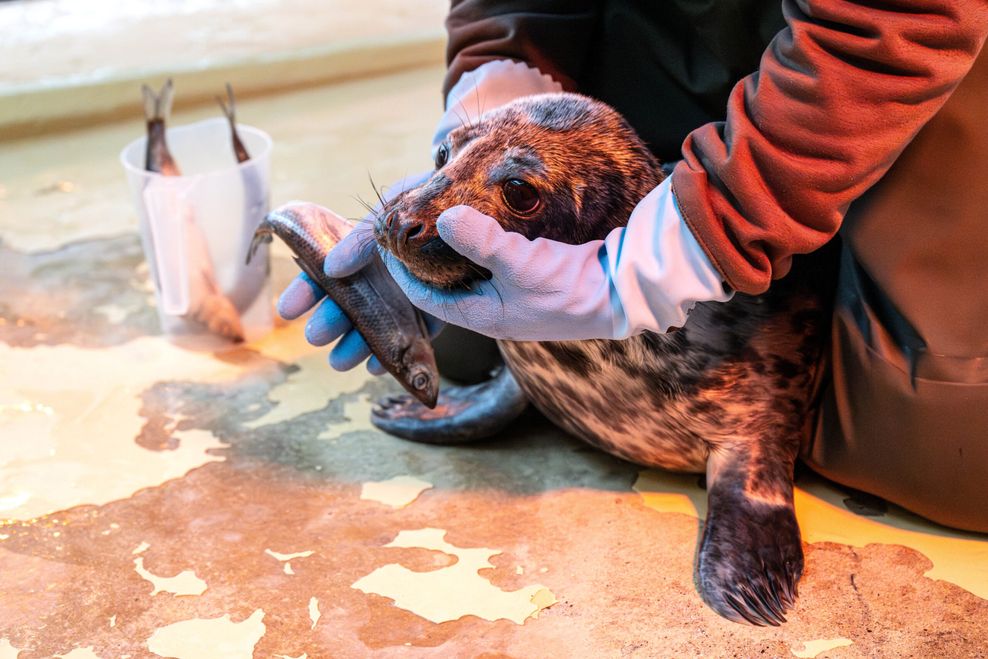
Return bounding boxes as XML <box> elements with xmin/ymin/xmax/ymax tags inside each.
<box><xmin>141</xmin><ymin>84</ymin><xmax>158</xmax><ymax>122</ymax></box>
<box><xmin>142</xmin><ymin>78</ymin><xmax>175</xmax><ymax>122</ymax></box>
<box><xmin>292</xmin><ymin>256</ymin><xmax>328</xmax><ymax>293</ymax></box>
<box><xmin>216</xmin><ymin>82</ymin><xmax>235</xmax><ymax>123</ymax></box>
<box><xmin>188</xmin><ymin>265</ymin><xmax>245</xmax><ymax>342</ymax></box>
<box><xmin>246</xmin><ymin>225</ymin><xmax>273</xmax><ymax>265</ymax></box>
<box><xmin>159</xmin><ymin>79</ymin><xmax>175</xmax><ymax>121</ymax></box>
<box><xmin>189</xmin><ymin>291</ymin><xmax>246</xmax><ymax>342</ymax></box>
<box><xmin>371</xmin><ymin>366</ymin><xmax>528</xmax><ymax>444</ymax></box>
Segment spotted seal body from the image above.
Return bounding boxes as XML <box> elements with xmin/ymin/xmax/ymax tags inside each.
<box><xmin>372</xmin><ymin>93</ymin><xmax>834</xmax><ymax>625</ymax></box>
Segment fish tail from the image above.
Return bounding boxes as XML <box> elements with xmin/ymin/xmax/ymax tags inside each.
<box><xmin>217</xmin><ymin>83</ymin><xmax>251</xmax><ymax>163</ymax></box>
<box><xmin>216</xmin><ymin>83</ymin><xmax>236</xmax><ymax>124</ymax></box>
<box><xmin>142</xmin><ymin>79</ymin><xmax>180</xmax><ymax>175</ymax></box>
<box><xmin>142</xmin><ymin>78</ymin><xmax>175</xmax><ymax>123</ymax></box>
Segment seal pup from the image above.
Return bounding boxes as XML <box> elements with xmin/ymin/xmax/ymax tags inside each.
<box><xmin>369</xmin><ymin>93</ymin><xmax>835</xmax><ymax>625</ymax></box>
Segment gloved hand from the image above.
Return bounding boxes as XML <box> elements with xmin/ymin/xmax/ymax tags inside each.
<box><xmin>277</xmin><ymin>172</ymin><xmax>437</xmax><ymax>374</ymax></box>
<box><xmin>278</xmin><ymin>59</ymin><xmax>563</xmax><ymax>371</ymax></box>
<box><xmin>380</xmin><ymin>177</ymin><xmax>733</xmax><ymax>341</ymax></box>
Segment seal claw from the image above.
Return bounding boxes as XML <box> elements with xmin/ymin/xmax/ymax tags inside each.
<box><xmin>750</xmin><ymin>582</ymin><xmax>787</xmax><ymax>625</ymax></box>
<box><xmin>724</xmin><ymin>592</ymin><xmax>767</xmax><ymax>626</ymax></box>
<box><xmin>764</xmin><ymin>567</ymin><xmax>789</xmax><ymax>617</ymax></box>
<box><xmin>697</xmin><ymin>482</ymin><xmax>803</xmax><ymax>626</ymax></box>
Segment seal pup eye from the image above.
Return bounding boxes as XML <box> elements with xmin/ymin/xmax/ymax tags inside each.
<box><xmin>435</xmin><ymin>143</ymin><xmax>449</xmax><ymax>169</ymax></box>
<box><xmin>501</xmin><ymin>179</ymin><xmax>540</xmax><ymax>215</ymax></box>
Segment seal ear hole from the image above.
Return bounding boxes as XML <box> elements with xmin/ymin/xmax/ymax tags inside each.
<box><xmin>435</xmin><ymin>143</ymin><xmax>449</xmax><ymax>169</ymax></box>
<box><xmin>501</xmin><ymin>179</ymin><xmax>540</xmax><ymax>216</ymax></box>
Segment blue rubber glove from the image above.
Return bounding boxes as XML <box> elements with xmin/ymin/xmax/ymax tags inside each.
<box><xmin>276</xmin><ymin>173</ymin><xmax>436</xmax><ymax>374</ymax></box>
<box><xmin>277</xmin><ymin>271</ymin><xmax>385</xmax><ymax>373</ymax></box>
<box><xmin>380</xmin><ymin>177</ymin><xmax>733</xmax><ymax>341</ymax></box>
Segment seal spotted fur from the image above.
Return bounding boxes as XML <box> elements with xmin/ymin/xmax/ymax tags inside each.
<box><xmin>371</xmin><ymin>93</ymin><xmax>835</xmax><ymax>625</ymax></box>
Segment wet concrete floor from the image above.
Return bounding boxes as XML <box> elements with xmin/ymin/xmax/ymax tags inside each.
<box><xmin>1</xmin><ymin>66</ymin><xmax>986</xmax><ymax>658</ymax></box>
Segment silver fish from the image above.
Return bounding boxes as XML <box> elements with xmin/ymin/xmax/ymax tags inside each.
<box><xmin>216</xmin><ymin>83</ymin><xmax>250</xmax><ymax>164</ymax></box>
<box><xmin>248</xmin><ymin>202</ymin><xmax>439</xmax><ymax>408</ymax></box>
<box><xmin>142</xmin><ymin>79</ymin><xmax>245</xmax><ymax>342</ymax></box>
<box><xmin>215</xmin><ymin>82</ymin><xmax>271</xmax><ymax>314</ymax></box>
<box><xmin>142</xmin><ymin>79</ymin><xmax>180</xmax><ymax>176</ymax></box>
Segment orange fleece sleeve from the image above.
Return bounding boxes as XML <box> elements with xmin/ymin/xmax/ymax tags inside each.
<box><xmin>671</xmin><ymin>0</ymin><xmax>988</xmax><ymax>294</ymax></box>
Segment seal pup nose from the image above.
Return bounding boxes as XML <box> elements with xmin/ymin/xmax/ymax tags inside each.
<box><xmin>384</xmin><ymin>208</ymin><xmax>399</xmax><ymax>231</ymax></box>
<box><xmin>397</xmin><ymin>220</ymin><xmax>426</xmax><ymax>246</ymax></box>
<box><xmin>381</xmin><ymin>209</ymin><xmax>433</xmax><ymax>253</ymax></box>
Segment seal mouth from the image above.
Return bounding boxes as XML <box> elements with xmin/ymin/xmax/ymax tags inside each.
<box><xmin>374</xmin><ymin>206</ymin><xmax>486</xmax><ymax>290</ymax></box>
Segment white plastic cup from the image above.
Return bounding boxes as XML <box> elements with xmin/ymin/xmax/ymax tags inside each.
<box><xmin>120</xmin><ymin>117</ymin><xmax>274</xmax><ymax>347</ymax></box>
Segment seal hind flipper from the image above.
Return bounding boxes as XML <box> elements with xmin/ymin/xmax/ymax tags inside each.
<box><xmin>371</xmin><ymin>366</ymin><xmax>527</xmax><ymax>444</ymax></box>
<box><xmin>696</xmin><ymin>442</ymin><xmax>804</xmax><ymax>626</ymax></box>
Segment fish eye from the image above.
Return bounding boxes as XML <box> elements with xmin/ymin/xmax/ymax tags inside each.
<box><xmin>501</xmin><ymin>179</ymin><xmax>540</xmax><ymax>216</ymax></box>
<box><xmin>435</xmin><ymin>143</ymin><xmax>449</xmax><ymax>169</ymax></box>
<box><xmin>412</xmin><ymin>372</ymin><xmax>430</xmax><ymax>390</ymax></box>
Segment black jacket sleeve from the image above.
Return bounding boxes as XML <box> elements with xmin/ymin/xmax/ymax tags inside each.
<box><xmin>444</xmin><ymin>0</ymin><xmax>601</xmax><ymax>99</ymax></box>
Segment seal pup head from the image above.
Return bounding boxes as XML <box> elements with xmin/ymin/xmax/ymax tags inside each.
<box><xmin>374</xmin><ymin>92</ymin><xmax>663</xmax><ymax>289</ymax></box>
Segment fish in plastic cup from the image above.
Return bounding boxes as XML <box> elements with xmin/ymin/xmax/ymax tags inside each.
<box><xmin>120</xmin><ymin>117</ymin><xmax>274</xmax><ymax>348</ymax></box>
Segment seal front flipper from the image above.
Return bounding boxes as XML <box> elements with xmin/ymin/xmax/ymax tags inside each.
<box><xmin>697</xmin><ymin>442</ymin><xmax>803</xmax><ymax>626</ymax></box>
<box><xmin>371</xmin><ymin>366</ymin><xmax>527</xmax><ymax>444</ymax></box>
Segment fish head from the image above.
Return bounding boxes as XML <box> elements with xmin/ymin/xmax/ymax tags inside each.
<box><xmin>374</xmin><ymin>92</ymin><xmax>661</xmax><ymax>290</ymax></box>
<box><xmin>260</xmin><ymin>203</ymin><xmax>351</xmax><ymax>263</ymax></box>
<box><xmin>400</xmin><ymin>335</ymin><xmax>439</xmax><ymax>408</ymax></box>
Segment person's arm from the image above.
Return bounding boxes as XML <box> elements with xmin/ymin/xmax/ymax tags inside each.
<box><xmin>672</xmin><ymin>0</ymin><xmax>988</xmax><ymax>294</ymax></box>
<box><xmin>370</xmin><ymin>0</ymin><xmax>732</xmax><ymax>341</ymax></box>
<box><xmin>433</xmin><ymin>1</ymin><xmax>601</xmax><ymax>157</ymax></box>
<box><xmin>382</xmin><ymin>0</ymin><xmax>988</xmax><ymax>341</ymax></box>
<box><xmin>443</xmin><ymin>0</ymin><xmax>600</xmax><ymax>96</ymax></box>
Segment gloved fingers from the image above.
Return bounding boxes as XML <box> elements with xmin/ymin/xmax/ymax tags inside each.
<box><xmin>366</xmin><ymin>355</ymin><xmax>387</xmax><ymax>375</ymax></box>
<box><xmin>304</xmin><ymin>297</ymin><xmax>352</xmax><ymax>346</ymax></box>
<box><xmin>382</xmin><ymin>251</ymin><xmax>455</xmax><ymax>315</ymax></box>
<box><xmin>324</xmin><ymin>221</ymin><xmax>377</xmax><ymax>279</ymax></box>
<box><xmin>328</xmin><ymin>329</ymin><xmax>373</xmax><ymax>371</ymax></box>
<box><xmin>382</xmin><ymin>251</ymin><xmax>498</xmax><ymax>332</ymax></box>
<box><xmin>277</xmin><ymin>272</ymin><xmax>325</xmax><ymax>320</ymax></box>
<box><xmin>435</xmin><ymin>205</ymin><xmax>534</xmax><ymax>277</ymax></box>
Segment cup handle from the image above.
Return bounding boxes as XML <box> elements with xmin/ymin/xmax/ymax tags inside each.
<box><xmin>143</xmin><ymin>178</ymin><xmax>197</xmax><ymax>315</ymax></box>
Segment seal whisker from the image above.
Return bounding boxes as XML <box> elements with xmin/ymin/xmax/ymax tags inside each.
<box><xmin>367</xmin><ymin>172</ymin><xmax>387</xmax><ymax>209</ymax></box>
<box><xmin>473</xmin><ymin>74</ymin><xmax>485</xmax><ymax>124</ymax></box>
<box><xmin>464</xmin><ymin>262</ymin><xmax>503</xmax><ymax>308</ymax></box>
<box><xmin>350</xmin><ymin>232</ymin><xmax>381</xmax><ymax>257</ymax></box>
<box><xmin>451</xmin><ymin>105</ymin><xmax>471</xmax><ymax>131</ymax></box>
<box><xmin>451</xmin><ymin>291</ymin><xmax>467</xmax><ymax>318</ymax></box>
<box><xmin>352</xmin><ymin>196</ymin><xmax>377</xmax><ymax>216</ymax></box>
